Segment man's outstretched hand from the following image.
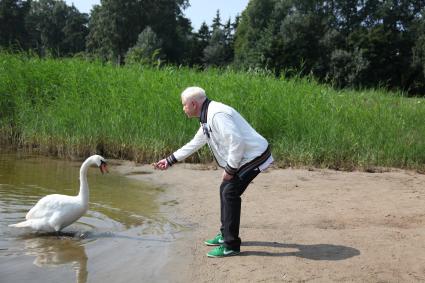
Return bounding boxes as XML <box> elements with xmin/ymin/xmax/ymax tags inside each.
<box><xmin>152</xmin><ymin>159</ymin><xmax>169</xmax><ymax>170</ymax></box>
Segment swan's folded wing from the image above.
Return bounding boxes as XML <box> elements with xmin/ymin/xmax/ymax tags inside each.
<box><xmin>26</xmin><ymin>194</ymin><xmax>77</xmax><ymax>220</ymax></box>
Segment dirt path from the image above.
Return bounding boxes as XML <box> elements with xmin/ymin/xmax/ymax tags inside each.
<box><xmin>115</xmin><ymin>162</ymin><xmax>425</xmax><ymax>282</ymax></box>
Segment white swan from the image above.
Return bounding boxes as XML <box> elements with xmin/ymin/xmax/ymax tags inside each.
<box><xmin>9</xmin><ymin>155</ymin><xmax>108</xmax><ymax>232</ymax></box>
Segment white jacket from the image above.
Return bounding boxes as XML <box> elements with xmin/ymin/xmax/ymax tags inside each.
<box><xmin>168</xmin><ymin>100</ymin><xmax>271</xmax><ymax>175</ymax></box>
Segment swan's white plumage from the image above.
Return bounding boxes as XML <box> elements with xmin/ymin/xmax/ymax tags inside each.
<box><xmin>9</xmin><ymin>155</ymin><xmax>107</xmax><ymax>232</ymax></box>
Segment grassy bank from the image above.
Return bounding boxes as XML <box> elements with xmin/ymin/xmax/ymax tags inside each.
<box><xmin>1</xmin><ymin>52</ymin><xmax>424</xmax><ymax>171</ymax></box>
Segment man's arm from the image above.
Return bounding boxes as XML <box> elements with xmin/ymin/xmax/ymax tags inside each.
<box><xmin>153</xmin><ymin>126</ymin><xmax>207</xmax><ymax>170</ymax></box>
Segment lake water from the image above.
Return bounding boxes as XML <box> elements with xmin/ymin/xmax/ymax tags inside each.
<box><xmin>0</xmin><ymin>152</ymin><xmax>184</xmax><ymax>283</ymax></box>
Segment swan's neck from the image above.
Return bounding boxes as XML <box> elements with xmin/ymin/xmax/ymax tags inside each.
<box><xmin>78</xmin><ymin>158</ymin><xmax>91</xmax><ymax>205</ymax></box>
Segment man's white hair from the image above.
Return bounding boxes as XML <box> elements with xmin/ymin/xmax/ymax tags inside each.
<box><xmin>181</xmin><ymin>86</ymin><xmax>207</xmax><ymax>103</ymax></box>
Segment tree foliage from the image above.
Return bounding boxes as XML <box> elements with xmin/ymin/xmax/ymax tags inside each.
<box><xmin>0</xmin><ymin>0</ymin><xmax>31</xmax><ymax>49</ymax></box>
<box><xmin>125</xmin><ymin>26</ymin><xmax>163</xmax><ymax>65</ymax></box>
<box><xmin>235</xmin><ymin>0</ymin><xmax>425</xmax><ymax>93</ymax></box>
<box><xmin>2</xmin><ymin>0</ymin><xmax>425</xmax><ymax>94</ymax></box>
<box><xmin>187</xmin><ymin>22</ymin><xmax>210</xmax><ymax>66</ymax></box>
<box><xmin>86</xmin><ymin>0</ymin><xmax>190</xmax><ymax>64</ymax></box>
<box><xmin>203</xmin><ymin>10</ymin><xmax>234</xmax><ymax>66</ymax></box>
<box><xmin>25</xmin><ymin>0</ymin><xmax>88</xmax><ymax>56</ymax></box>
<box><xmin>0</xmin><ymin>0</ymin><xmax>87</xmax><ymax>55</ymax></box>
<box><xmin>86</xmin><ymin>0</ymin><xmax>146</xmax><ymax>63</ymax></box>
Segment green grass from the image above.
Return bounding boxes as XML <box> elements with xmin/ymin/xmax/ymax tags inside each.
<box><xmin>1</xmin><ymin>52</ymin><xmax>424</xmax><ymax>171</ymax></box>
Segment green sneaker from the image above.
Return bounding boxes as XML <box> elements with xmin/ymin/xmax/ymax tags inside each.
<box><xmin>207</xmin><ymin>245</ymin><xmax>240</xmax><ymax>258</ymax></box>
<box><xmin>204</xmin><ymin>233</ymin><xmax>224</xmax><ymax>246</ymax></box>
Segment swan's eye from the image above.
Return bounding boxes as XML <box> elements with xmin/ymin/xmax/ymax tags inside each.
<box><xmin>99</xmin><ymin>160</ymin><xmax>108</xmax><ymax>174</ymax></box>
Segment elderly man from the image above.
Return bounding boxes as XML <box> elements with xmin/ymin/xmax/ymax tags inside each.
<box><xmin>154</xmin><ymin>86</ymin><xmax>273</xmax><ymax>257</ymax></box>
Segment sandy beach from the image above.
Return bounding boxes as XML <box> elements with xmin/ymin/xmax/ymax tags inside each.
<box><xmin>115</xmin><ymin>162</ymin><xmax>425</xmax><ymax>282</ymax></box>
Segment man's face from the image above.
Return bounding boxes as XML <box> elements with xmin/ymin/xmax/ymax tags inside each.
<box><xmin>182</xmin><ymin>97</ymin><xmax>198</xmax><ymax>118</ymax></box>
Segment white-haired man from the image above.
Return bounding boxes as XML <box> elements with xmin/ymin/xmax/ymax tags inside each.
<box><xmin>154</xmin><ymin>86</ymin><xmax>273</xmax><ymax>257</ymax></box>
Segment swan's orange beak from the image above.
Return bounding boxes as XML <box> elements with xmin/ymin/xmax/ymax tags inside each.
<box><xmin>100</xmin><ymin>162</ymin><xmax>109</xmax><ymax>174</ymax></box>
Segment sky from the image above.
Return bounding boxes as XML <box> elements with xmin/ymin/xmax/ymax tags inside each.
<box><xmin>64</xmin><ymin>0</ymin><xmax>249</xmax><ymax>30</ymax></box>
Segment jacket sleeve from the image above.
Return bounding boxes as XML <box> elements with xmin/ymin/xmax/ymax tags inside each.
<box><xmin>212</xmin><ymin>112</ymin><xmax>245</xmax><ymax>175</ymax></box>
<box><xmin>168</xmin><ymin>126</ymin><xmax>208</xmax><ymax>164</ymax></box>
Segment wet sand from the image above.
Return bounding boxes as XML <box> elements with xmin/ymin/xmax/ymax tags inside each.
<box><xmin>116</xmin><ymin>162</ymin><xmax>425</xmax><ymax>282</ymax></box>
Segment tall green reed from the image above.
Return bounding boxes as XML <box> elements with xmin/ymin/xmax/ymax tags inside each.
<box><xmin>1</xmin><ymin>52</ymin><xmax>424</xmax><ymax>170</ymax></box>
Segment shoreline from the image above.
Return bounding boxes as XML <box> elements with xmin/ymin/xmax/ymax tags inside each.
<box><xmin>115</xmin><ymin>161</ymin><xmax>425</xmax><ymax>282</ymax></box>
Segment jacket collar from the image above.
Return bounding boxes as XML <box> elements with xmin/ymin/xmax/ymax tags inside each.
<box><xmin>199</xmin><ymin>98</ymin><xmax>211</xmax><ymax>124</ymax></box>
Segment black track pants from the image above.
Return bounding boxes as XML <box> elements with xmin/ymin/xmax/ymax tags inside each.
<box><xmin>219</xmin><ymin>167</ymin><xmax>260</xmax><ymax>250</ymax></box>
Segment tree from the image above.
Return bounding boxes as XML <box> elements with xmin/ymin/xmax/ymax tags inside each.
<box><xmin>144</xmin><ymin>0</ymin><xmax>191</xmax><ymax>63</ymax></box>
<box><xmin>329</xmin><ymin>48</ymin><xmax>369</xmax><ymax>88</ymax></box>
<box><xmin>174</xmin><ymin>13</ymin><xmax>193</xmax><ymax>64</ymax></box>
<box><xmin>25</xmin><ymin>0</ymin><xmax>88</xmax><ymax>56</ymax></box>
<box><xmin>276</xmin><ymin>5</ymin><xmax>328</xmax><ymax>76</ymax></box>
<box><xmin>86</xmin><ymin>0</ymin><xmax>145</xmax><ymax>63</ymax></box>
<box><xmin>211</xmin><ymin>9</ymin><xmax>221</xmax><ymax>31</ymax></box>
<box><xmin>125</xmin><ymin>26</ymin><xmax>163</xmax><ymax>65</ymax></box>
<box><xmin>185</xmin><ymin>22</ymin><xmax>210</xmax><ymax>66</ymax></box>
<box><xmin>203</xmin><ymin>28</ymin><xmax>227</xmax><ymax>66</ymax></box>
<box><xmin>223</xmin><ymin>18</ymin><xmax>235</xmax><ymax>64</ymax></box>
<box><xmin>198</xmin><ymin>22</ymin><xmax>211</xmax><ymax>42</ymax></box>
<box><xmin>86</xmin><ymin>0</ymin><xmax>191</xmax><ymax>64</ymax></box>
<box><xmin>202</xmin><ymin>11</ymin><xmax>236</xmax><ymax>67</ymax></box>
<box><xmin>235</xmin><ymin>0</ymin><xmax>329</xmax><ymax>74</ymax></box>
<box><xmin>234</xmin><ymin>0</ymin><xmax>275</xmax><ymax>68</ymax></box>
<box><xmin>55</xmin><ymin>4</ymin><xmax>89</xmax><ymax>55</ymax></box>
<box><xmin>344</xmin><ymin>0</ymin><xmax>425</xmax><ymax>91</ymax></box>
<box><xmin>232</xmin><ymin>14</ymin><xmax>241</xmax><ymax>31</ymax></box>
<box><xmin>406</xmin><ymin>9</ymin><xmax>425</xmax><ymax>93</ymax></box>
<box><xmin>234</xmin><ymin>0</ymin><xmax>425</xmax><ymax>94</ymax></box>
<box><xmin>0</xmin><ymin>0</ymin><xmax>31</xmax><ymax>50</ymax></box>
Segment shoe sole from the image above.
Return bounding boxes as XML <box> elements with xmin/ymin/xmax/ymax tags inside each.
<box><xmin>204</xmin><ymin>241</ymin><xmax>223</xmax><ymax>246</ymax></box>
<box><xmin>207</xmin><ymin>251</ymin><xmax>240</xmax><ymax>258</ymax></box>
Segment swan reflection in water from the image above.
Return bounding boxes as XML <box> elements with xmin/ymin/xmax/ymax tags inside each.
<box><xmin>23</xmin><ymin>235</ymin><xmax>88</xmax><ymax>283</ymax></box>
